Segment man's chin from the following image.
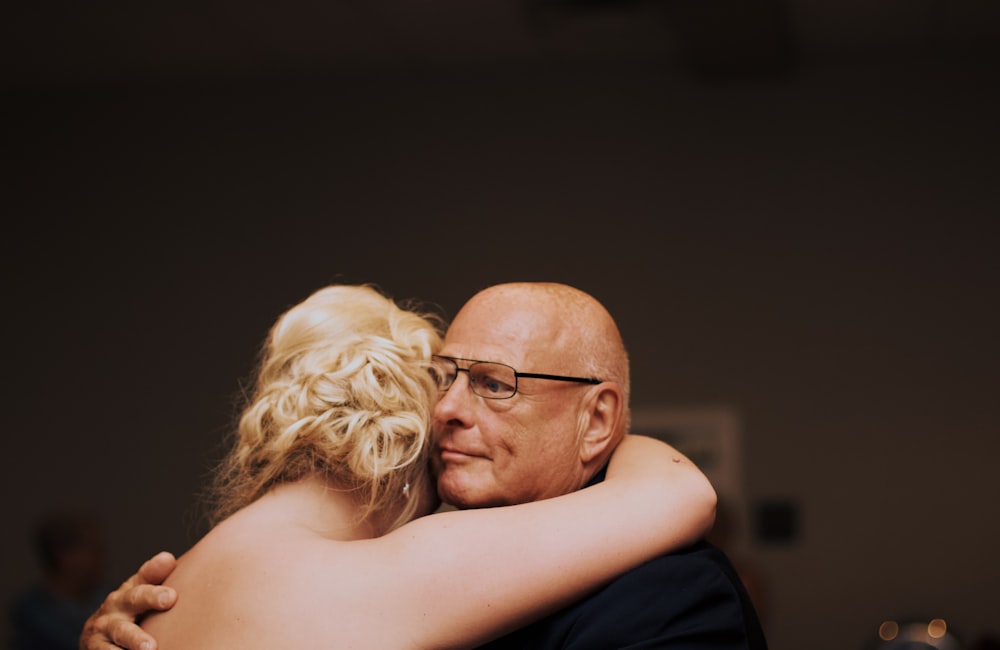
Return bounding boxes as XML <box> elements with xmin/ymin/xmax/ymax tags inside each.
<box><xmin>437</xmin><ymin>473</ymin><xmax>493</xmax><ymax>510</ymax></box>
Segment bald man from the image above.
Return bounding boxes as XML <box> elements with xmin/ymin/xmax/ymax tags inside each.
<box><xmin>432</xmin><ymin>283</ymin><xmax>765</xmax><ymax>648</ymax></box>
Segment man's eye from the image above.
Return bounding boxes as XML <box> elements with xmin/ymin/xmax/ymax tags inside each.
<box><xmin>429</xmin><ymin>363</ymin><xmax>454</xmax><ymax>388</ymax></box>
<box><xmin>473</xmin><ymin>371</ymin><xmax>513</xmax><ymax>395</ymax></box>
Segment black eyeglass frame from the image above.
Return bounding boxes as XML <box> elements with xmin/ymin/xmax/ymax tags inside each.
<box><xmin>432</xmin><ymin>355</ymin><xmax>602</xmax><ymax>400</ymax></box>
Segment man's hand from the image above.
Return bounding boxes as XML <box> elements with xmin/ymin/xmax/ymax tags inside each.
<box><xmin>79</xmin><ymin>551</ymin><xmax>178</xmax><ymax>650</ymax></box>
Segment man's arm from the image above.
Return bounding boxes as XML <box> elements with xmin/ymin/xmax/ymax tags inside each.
<box><xmin>80</xmin><ymin>552</ymin><xmax>179</xmax><ymax>650</ymax></box>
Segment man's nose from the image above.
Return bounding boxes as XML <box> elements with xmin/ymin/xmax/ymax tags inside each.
<box><xmin>433</xmin><ymin>370</ymin><xmax>473</xmax><ymax>425</ymax></box>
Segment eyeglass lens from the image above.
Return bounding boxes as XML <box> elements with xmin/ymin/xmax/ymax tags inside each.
<box><xmin>433</xmin><ymin>357</ymin><xmax>518</xmax><ymax>399</ymax></box>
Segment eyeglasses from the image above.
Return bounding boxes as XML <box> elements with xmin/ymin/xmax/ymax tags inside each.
<box><xmin>432</xmin><ymin>355</ymin><xmax>601</xmax><ymax>400</ymax></box>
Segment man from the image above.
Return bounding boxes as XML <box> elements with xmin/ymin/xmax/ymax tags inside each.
<box><xmin>81</xmin><ymin>282</ymin><xmax>766</xmax><ymax>649</ymax></box>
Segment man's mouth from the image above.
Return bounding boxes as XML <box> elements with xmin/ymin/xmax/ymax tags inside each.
<box><xmin>436</xmin><ymin>445</ymin><xmax>480</xmax><ymax>463</ymax></box>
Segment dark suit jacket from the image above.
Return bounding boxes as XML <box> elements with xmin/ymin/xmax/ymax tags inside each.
<box><xmin>479</xmin><ymin>469</ymin><xmax>768</xmax><ymax>649</ymax></box>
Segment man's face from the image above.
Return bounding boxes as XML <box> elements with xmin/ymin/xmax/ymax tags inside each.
<box><xmin>431</xmin><ymin>294</ymin><xmax>591</xmax><ymax>508</ymax></box>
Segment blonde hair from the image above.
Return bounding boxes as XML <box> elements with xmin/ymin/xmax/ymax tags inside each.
<box><xmin>208</xmin><ymin>284</ymin><xmax>443</xmax><ymax>533</ymax></box>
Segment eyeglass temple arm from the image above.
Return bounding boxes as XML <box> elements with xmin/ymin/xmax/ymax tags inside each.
<box><xmin>515</xmin><ymin>372</ymin><xmax>602</xmax><ymax>384</ymax></box>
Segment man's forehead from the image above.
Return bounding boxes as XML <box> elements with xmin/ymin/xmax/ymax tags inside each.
<box><xmin>441</xmin><ymin>330</ymin><xmax>568</xmax><ymax>372</ymax></box>
<box><xmin>438</xmin><ymin>335</ymin><xmax>523</xmax><ymax>366</ymax></box>
<box><xmin>443</xmin><ymin>290</ymin><xmax>568</xmax><ymax>361</ymax></box>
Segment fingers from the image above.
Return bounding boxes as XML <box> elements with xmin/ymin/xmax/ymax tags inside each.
<box><xmin>78</xmin><ymin>552</ymin><xmax>178</xmax><ymax>650</ymax></box>
<box><xmin>120</xmin><ymin>584</ymin><xmax>178</xmax><ymax>614</ymax></box>
<box><xmin>80</xmin><ymin>612</ymin><xmax>156</xmax><ymax>650</ymax></box>
<box><xmin>137</xmin><ymin>551</ymin><xmax>177</xmax><ymax>585</ymax></box>
<box><xmin>107</xmin><ymin>552</ymin><xmax>177</xmax><ymax>616</ymax></box>
<box><xmin>80</xmin><ymin>613</ymin><xmax>160</xmax><ymax>650</ymax></box>
<box><xmin>108</xmin><ymin>616</ymin><xmax>159</xmax><ymax>650</ymax></box>
<box><xmin>105</xmin><ymin>577</ymin><xmax>177</xmax><ymax>618</ymax></box>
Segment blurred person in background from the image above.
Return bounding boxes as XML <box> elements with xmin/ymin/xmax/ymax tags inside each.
<box><xmin>11</xmin><ymin>509</ymin><xmax>111</xmax><ymax>650</ymax></box>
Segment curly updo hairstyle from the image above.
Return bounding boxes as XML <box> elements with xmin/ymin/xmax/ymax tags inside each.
<box><xmin>208</xmin><ymin>284</ymin><xmax>443</xmax><ymax>533</ymax></box>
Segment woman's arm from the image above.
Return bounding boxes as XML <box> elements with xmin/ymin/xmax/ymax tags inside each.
<box><xmin>371</xmin><ymin>434</ymin><xmax>717</xmax><ymax>648</ymax></box>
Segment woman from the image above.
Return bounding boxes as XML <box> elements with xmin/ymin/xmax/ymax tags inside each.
<box><xmin>81</xmin><ymin>284</ymin><xmax>716</xmax><ymax>649</ymax></box>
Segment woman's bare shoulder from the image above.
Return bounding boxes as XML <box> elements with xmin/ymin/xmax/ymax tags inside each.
<box><xmin>142</xmin><ymin>519</ymin><xmax>414</xmax><ymax>649</ymax></box>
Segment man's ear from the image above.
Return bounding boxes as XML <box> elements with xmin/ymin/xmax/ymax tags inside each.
<box><xmin>577</xmin><ymin>383</ymin><xmax>624</xmax><ymax>464</ymax></box>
